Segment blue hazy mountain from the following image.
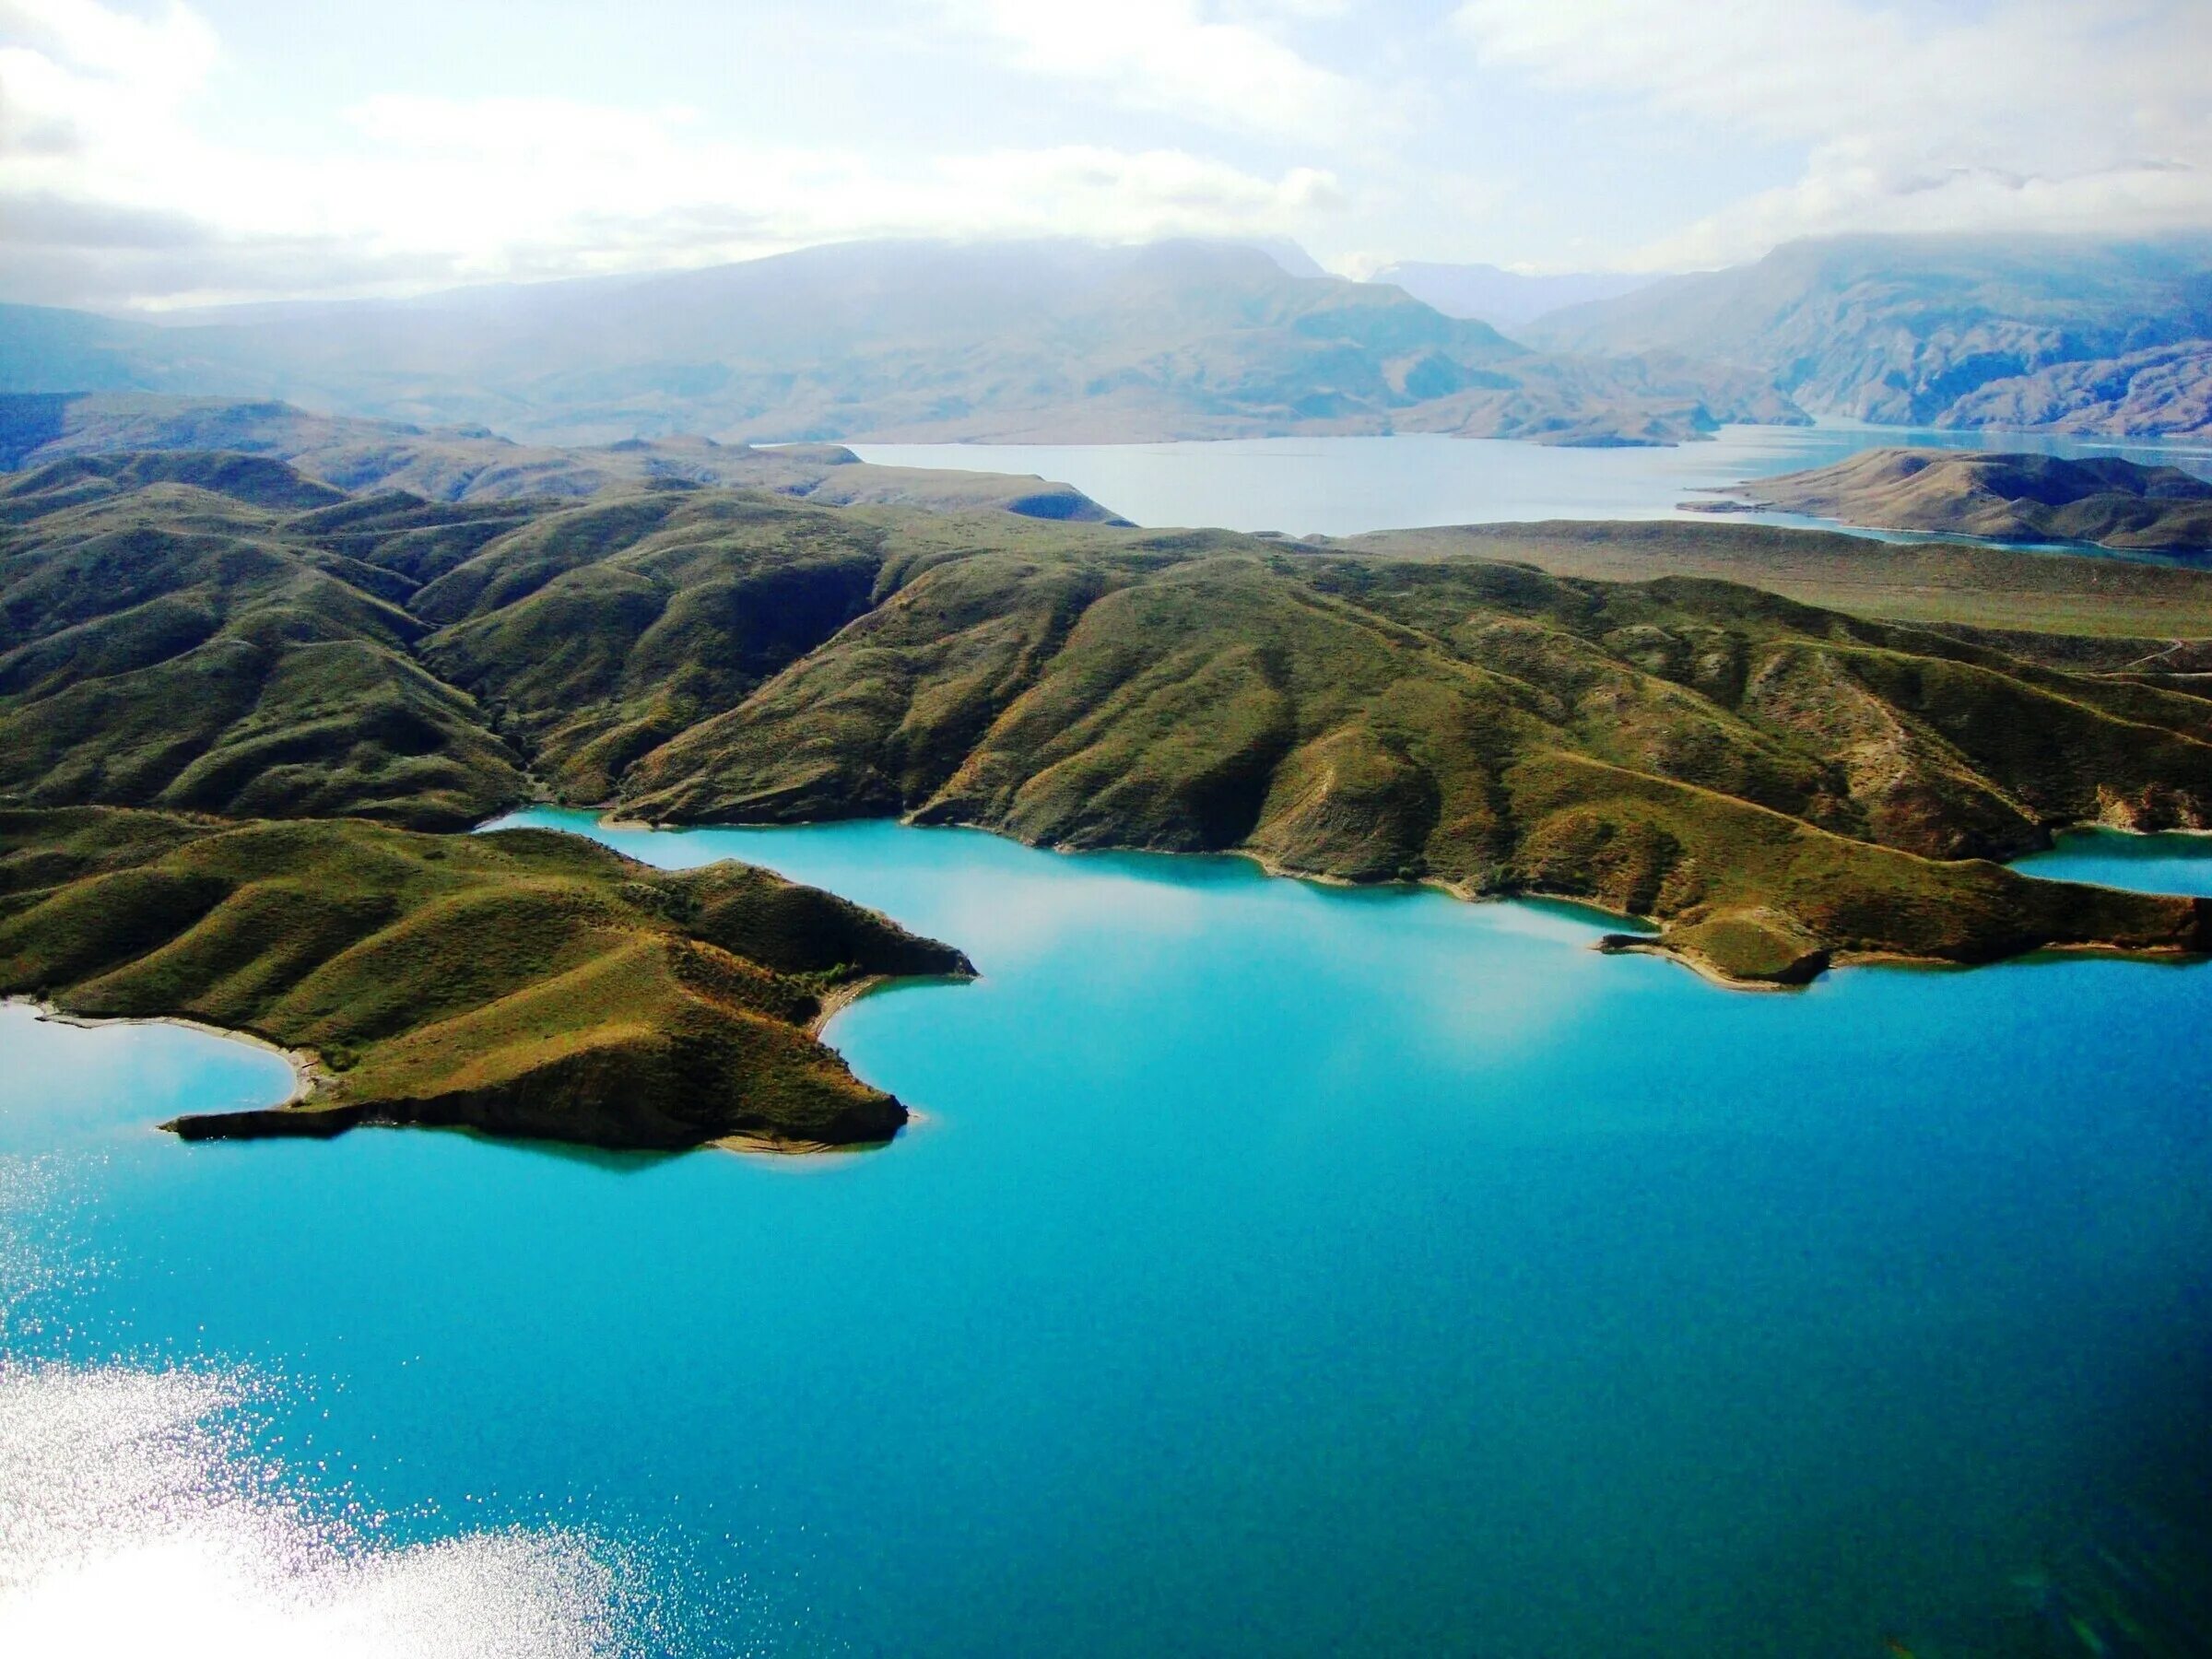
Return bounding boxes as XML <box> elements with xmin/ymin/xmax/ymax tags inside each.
<box><xmin>1522</xmin><ymin>232</ymin><xmax>2212</xmax><ymax>437</ymax></box>
<box><xmin>1367</xmin><ymin>261</ymin><xmax>1655</xmax><ymax>332</ymax></box>
<box><xmin>0</xmin><ymin>238</ymin><xmax>1796</xmax><ymax>449</ymax></box>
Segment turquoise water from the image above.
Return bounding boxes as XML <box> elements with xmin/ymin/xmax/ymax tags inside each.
<box><xmin>852</xmin><ymin>425</ymin><xmax>2212</xmax><ymax>541</ymax></box>
<box><xmin>5</xmin><ymin>814</ymin><xmax>2211</xmax><ymax>1654</ymax></box>
<box><xmin>2016</xmin><ymin>828</ymin><xmax>2212</xmax><ymax>899</ymax></box>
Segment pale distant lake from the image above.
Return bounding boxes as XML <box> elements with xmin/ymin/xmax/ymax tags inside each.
<box><xmin>853</xmin><ymin>424</ymin><xmax>2212</xmax><ymax>539</ymax></box>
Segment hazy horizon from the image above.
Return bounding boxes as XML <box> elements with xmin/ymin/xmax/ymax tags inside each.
<box><xmin>6</xmin><ymin>0</ymin><xmax>2212</xmax><ymax>311</ymax></box>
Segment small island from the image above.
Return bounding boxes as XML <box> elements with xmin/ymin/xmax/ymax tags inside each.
<box><xmin>1685</xmin><ymin>447</ymin><xmax>2212</xmax><ymax>554</ymax></box>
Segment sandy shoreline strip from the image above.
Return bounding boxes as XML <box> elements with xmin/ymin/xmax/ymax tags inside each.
<box><xmin>6</xmin><ymin>996</ymin><xmax>323</xmax><ymax>1107</ymax></box>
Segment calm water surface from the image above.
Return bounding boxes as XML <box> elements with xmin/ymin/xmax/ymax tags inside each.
<box><xmin>2016</xmin><ymin>828</ymin><xmax>2212</xmax><ymax>899</ymax></box>
<box><xmin>4</xmin><ymin>814</ymin><xmax>2210</xmax><ymax>1655</ymax></box>
<box><xmin>853</xmin><ymin>425</ymin><xmax>2212</xmax><ymax>541</ymax></box>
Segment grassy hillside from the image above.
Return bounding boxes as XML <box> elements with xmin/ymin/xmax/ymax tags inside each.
<box><xmin>605</xmin><ymin>536</ymin><xmax>2212</xmax><ymax>982</ymax></box>
<box><xmin>1523</xmin><ymin>232</ymin><xmax>2212</xmax><ymax>437</ymax></box>
<box><xmin>1346</xmin><ymin>519</ymin><xmax>2212</xmax><ymax>638</ymax></box>
<box><xmin>0</xmin><ymin>240</ymin><xmax>1800</xmax><ymax>448</ymax></box>
<box><xmin>1689</xmin><ymin>447</ymin><xmax>2212</xmax><ymax>553</ymax></box>
<box><xmin>0</xmin><ymin>393</ymin><xmax>1124</xmax><ymax>518</ymax></box>
<box><xmin>0</xmin><ymin>806</ymin><xmax>971</xmax><ymax>1147</ymax></box>
<box><xmin>6</xmin><ymin>460</ymin><xmax>2211</xmax><ymax>987</ymax></box>
<box><xmin>0</xmin><ymin>469</ymin><xmax>529</xmax><ymax>830</ymax></box>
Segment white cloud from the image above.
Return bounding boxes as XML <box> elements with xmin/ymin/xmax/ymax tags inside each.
<box><xmin>8</xmin><ymin>0</ymin><xmax>2212</xmax><ymax>305</ymax></box>
<box><xmin>0</xmin><ymin>10</ymin><xmax>1344</xmax><ymax>307</ymax></box>
<box><xmin>930</xmin><ymin>0</ymin><xmax>1368</xmax><ymax>140</ymax></box>
<box><xmin>0</xmin><ymin>0</ymin><xmax>213</xmax><ymax>92</ymax></box>
<box><xmin>1453</xmin><ymin>0</ymin><xmax>2212</xmax><ymax>267</ymax></box>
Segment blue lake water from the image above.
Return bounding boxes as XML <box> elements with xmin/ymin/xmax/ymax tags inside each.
<box><xmin>2015</xmin><ymin>828</ymin><xmax>2212</xmax><ymax>899</ymax></box>
<box><xmin>853</xmin><ymin>425</ymin><xmax>2212</xmax><ymax>542</ymax></box>
<box><xmin>5</xmin><ymin>813</ymin><xmax>2211</xmax><ymax>1654</ymax></box>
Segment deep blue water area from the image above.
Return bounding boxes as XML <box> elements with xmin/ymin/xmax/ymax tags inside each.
<box><xmin>3</xmin><ymin>814</ymin><xmax>2209</xmax><ymax>1655</ymax></box>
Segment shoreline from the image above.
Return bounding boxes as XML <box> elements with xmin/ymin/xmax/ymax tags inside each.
<box><xmin>6</xmin><ymin>996</ymin><xmax>324</xmax><ymax>1110</ymax></box>
<box><xmin>498</xmin><ymin>804</ymin><xmax>2209</xmax><ymax>993</ymax></box>
<box><xmin>807</xmin><ymin>974</ymin><xmax>888</xmax><ymax>1037</ymax></box>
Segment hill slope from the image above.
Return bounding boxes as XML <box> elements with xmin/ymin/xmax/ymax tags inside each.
<box><xmin>0</xmin><ymin>240</ymin><xmax>1800</xmax><ymax>447</ymax></box>
<box><xmin>8</xmin><ymin>460</ymin><xmax>2208</xmax><ymax>986</ymax></box>
<box><xmin>1688</xmin><ymin>449</ymin><xmax>2212</xmax><ymax>553</ymax></box>
<box><xmin>0</xmin><ymin>807</ymin><xmax>971</xmax><ymax>1148</ymax></box>
<box><xmin>1524</xmin><ymin>233</ymin><xmax>2212</xmax><ymax>436</ymax></box>
<box><xmin>0</xmin><ymin>393</ymin><xmax>1124</xmax><ymax>519</ymax></box>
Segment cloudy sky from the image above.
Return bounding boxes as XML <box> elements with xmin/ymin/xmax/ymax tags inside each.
<box><xmin>3</xmin><ymin>0</ymin><xmax>2209</xmax><ymax>307</ymax></box>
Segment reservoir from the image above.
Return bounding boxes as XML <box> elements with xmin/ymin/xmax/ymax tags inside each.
<box><xmin>4</xmin><ymin>815</ymin><xmax>2209</xmax><ymax>1655</ymax></box>
<box><xmin>853</xmin><ymin>425</ymin><xmax>2212</xmax><ymax>540</ymax></box>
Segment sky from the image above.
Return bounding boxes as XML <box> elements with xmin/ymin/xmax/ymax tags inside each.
<box><xmin>2</xmin><ymin>0</ymin><xmax>2210</xmax><ymax>308</ymax></box>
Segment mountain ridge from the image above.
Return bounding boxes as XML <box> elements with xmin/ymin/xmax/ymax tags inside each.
<box><xmin>0</xmin><ymin>238</ymin><xmax>1801</xmax><ymax>449</ymax></box>
<box><xmin>6</xmin><ymin>457</ymin><xmax>2210</xmax><ymax>995</ymax></box>
<box><xmin>1522</xmin><ymin>231</ymin><xmax>2212</xmax><ymax>438</ymax></box>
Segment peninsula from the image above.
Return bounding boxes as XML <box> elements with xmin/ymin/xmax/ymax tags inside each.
<box><xmin>5</xmin><ymin>443</ymin><xmax>2209</xmax><ymax>1040</ymax></box>
<box><xmin>1685</xmin><ymin>447</ymin><xmax>2212</xmax><ymax>554</ymax></box>
<box><xmin>0</xmin><ymin>806</ymin><xmax>971</xmax><ymax>1147</ymax></box>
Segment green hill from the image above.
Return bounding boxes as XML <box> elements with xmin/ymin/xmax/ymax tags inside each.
<box><xmin>0</xmin><ymin>806</ymin><xmax>971</xmax><ymax>1148</ymax></box>
<box><xmin>7</xmin><ymin>457</ymin><xmax>2207</xmax><ymax>992</ymax></box>
<box><xmin>1687</xmin><ymin>447</ymin><xmax>2212</xmax><ymax>553</ymax></box>
<box><xmin>0</xmin><ymin>393</ymin><xmax>1124</xmax><ymax>518</ymax></box>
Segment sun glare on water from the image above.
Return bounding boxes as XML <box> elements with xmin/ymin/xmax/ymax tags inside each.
<box><xmin>0</xmin><ymin>1362</ymin><xmax>641</xmax><ymax>1657</ymax></box>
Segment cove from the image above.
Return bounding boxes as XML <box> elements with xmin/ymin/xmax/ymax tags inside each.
<box><xmin>3</xmin><ymin>811</ymin><xmax>2210</xmax><ymax>1655</ymax></box>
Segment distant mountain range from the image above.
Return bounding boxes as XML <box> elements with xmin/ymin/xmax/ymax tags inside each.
<box><xmin>0</xmin><ymin>239</ymin><xmax>1798</xmax><ymax>450</ymax></box>
<box><xmin>16</xmin><ymin>233</ymin><xmax>2212</xmax><ymax>451</ymax></box>
<box><xmin>1366</xmin><ymin>262</ymin><xmax>1654</xmax><ymax>331</ymax></box>
<box><xmin>1522</xmin><ymin>232</ymin><xmax>2212</xmax><ymax>438</ymax></box>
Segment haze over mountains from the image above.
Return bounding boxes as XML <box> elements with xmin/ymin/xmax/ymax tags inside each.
<box><xmin>0</xmin><ymin>238</ymin><xmax>1799</xmax><ymax>450</ymax></box>
<box><xmin>1366</xmin><ymin>263</ymin><xmax>1655</xmax><ymax>331</ymax></box>
<box><xmin>9</xmin><ymin>231</ymin><xmax>2212</xmax><ymax>459</ymax></box>
<box><xmin>1524</xmin><ymin>233</ymin><xmax>2212</xmax><ymax>437</ymax></box>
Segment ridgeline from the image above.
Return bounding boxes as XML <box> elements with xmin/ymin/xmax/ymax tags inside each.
<box><xmin>1685</xmin><ymin>447</ymin><xmax>2212</xmax><ymax>555</ymax></box>
<box><xmin>5</xmin><ymin>446</ymin><xmax>2212</xmax><ymax>1145</ymax></box>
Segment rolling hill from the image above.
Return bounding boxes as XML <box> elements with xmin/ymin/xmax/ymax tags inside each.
<box><xmin>1686</xmin><ymin>448</ymin><xmax>2212</xmax><ymax>554</ymax></box>
<box><xmin>1</xmin><ymin>806</ymin><xmax>970</xmax><ymax>1148</ymax></box>
<box><xmin>0</xmin><ymin>392</ymin><xmax>1124</xmax><ymax>518</ymax></box>
<box><xmin>5</xmin><ymin>454</ymin><xmax>2210</xmax><ymax>996</ymax></box>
